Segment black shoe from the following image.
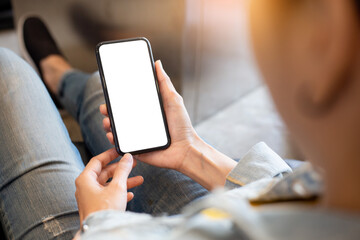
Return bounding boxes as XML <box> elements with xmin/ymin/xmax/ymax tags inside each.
<box><xmin>18</xmin><ymin>16</ymin><xmax>63</xmax><ymax>108</ymax></box>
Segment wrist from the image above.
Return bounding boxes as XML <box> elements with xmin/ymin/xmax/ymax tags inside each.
<box><xmin>181</xmin><ymin>135</ymin><xmax>237</xmax><ymax>190</ymax></box>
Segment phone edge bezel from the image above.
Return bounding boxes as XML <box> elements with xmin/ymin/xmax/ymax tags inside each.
<box><xmin>95</xmin><ymin>37</ymin><xmax>171</xmax><ymax>155</ymax></box>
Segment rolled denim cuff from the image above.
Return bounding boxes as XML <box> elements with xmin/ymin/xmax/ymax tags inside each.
<box><xmin>225</xmin><ymin>142</ymin><xmax>292</xmax><ymax>189</ymax></box>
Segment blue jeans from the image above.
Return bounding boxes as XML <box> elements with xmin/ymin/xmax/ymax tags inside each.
<box><xmin>0</xmin><ymin>48</ymin><xmax>207</xmax><ymax>239</ymax></box>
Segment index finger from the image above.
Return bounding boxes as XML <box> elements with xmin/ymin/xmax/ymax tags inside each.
<box><xmin>85</xmin><ymin>148</ymin><xmax>119</xmax><ymax>176</ymax></box>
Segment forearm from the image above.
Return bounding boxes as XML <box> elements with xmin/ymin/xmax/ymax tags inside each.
<box><xmin>180</xmin><ymin>135</ymin><xmax>237</xmax><ymax>190</ymax></box>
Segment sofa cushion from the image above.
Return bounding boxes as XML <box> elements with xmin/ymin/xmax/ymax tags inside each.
<box><xmin>195</xmin><ymin>86</ymin><xmax>303</xmax><ymax>160</ymax></box>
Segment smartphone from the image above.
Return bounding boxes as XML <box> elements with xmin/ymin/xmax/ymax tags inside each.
<box><xmin>96</xmin><ymin>38</ymin><xmax>171</xmax><ymax>155</ymax></box>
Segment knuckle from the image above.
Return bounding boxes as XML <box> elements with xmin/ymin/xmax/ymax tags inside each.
<box><xmin>168</xmin><ymin>91</ymin><xmax>177</xmax><ymax>100</ymax></box>
<box><xmin>159</xmin><ymin>73</ymin><xmax>170</xmax><ymax>82</ymax></box>
<box><xmin>75</xmin><ymin>179</ymin><xmax>79</xmax><ymax>187</ymax></box>
<box><xmin>177</xmin><ymin>94</ymin><xmax>184</xmax><ymax>104</ymax></box>
<box><xmin>75</xmin><ymin>176</ymin><xmax>82</xmax><ymax>187</ymax></box>
<box><xmin>164</xmin><ymin>75</ymin><xmax>171</xmax><ymax>83</ymax></box>
<box><xmin>170</xmin><ymin>92</ymin><xmax>183</xmax><ymax>105</ymax></box>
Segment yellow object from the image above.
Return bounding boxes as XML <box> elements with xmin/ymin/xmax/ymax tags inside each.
<box><xmin>201</xmin><ymin>208</ymin><xmax>230</xmax><ymax>220</ymax></box>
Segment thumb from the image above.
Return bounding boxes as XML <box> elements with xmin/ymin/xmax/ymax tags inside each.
<box><xmin>155</xmin><ymin>60</ymin><xmax>177</xmax><ymax>95</ymax></box>
<box><xmin>111</xmin><ymin>154</ymin><xmax>133</xmax><ymax>190</ymax></box>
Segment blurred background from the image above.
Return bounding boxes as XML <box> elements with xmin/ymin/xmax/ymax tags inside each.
<box><xmin>0</xmin><ymin>0</ymin><xmax>303</xmax><ymax>163</ymax></box>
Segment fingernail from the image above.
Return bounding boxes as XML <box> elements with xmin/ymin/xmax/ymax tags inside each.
<box><xmin>123</xmin><ymin>153</ymin><xmax>133</xmax><ymax>162</ymax></box>
<box><xmin>158</xmin><ymin>60</ymin><xmax>163</xmax><ymax>68</ymax></box>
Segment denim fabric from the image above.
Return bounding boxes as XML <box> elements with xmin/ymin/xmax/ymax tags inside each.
<box><xmin>0</xmin><ymin>48</ymin><xmax>207</xmax><ymax>239</ymax></box>
<box><xmin>59</xmin><ymin>71</ymin><xmax>111</xmax><ymax>157</ymax></box>
<box><xmin>0</xmin><ymin>48</ymin><xmax>82</xmax><ymax>239</ymax></box>
<box><xmin>225</xmin><ymin>142</ymin><xmax>292</xmax><ymax>188</ymax></box>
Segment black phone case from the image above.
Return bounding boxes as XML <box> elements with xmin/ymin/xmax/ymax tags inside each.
<box><xmin>95</xmin><ymin>37</ymin><xmax>171</xmax><ymax>155</ymax></box>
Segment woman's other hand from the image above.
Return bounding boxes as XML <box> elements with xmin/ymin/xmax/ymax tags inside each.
<box><xmin>75</xmin><ymin>149</ymin><xmax>144</xmax><ymax>223</ymax></box>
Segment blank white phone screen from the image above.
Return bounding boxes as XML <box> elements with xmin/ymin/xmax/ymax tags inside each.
<box><xmin>98</xmin><ymin>40</ymin><xmax>168</xmax><ymax>153</ymax></box>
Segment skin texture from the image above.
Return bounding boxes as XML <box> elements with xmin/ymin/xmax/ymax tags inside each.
<box><xmin>249</xmin><ymin>0</ymin><xmax>360</xmax><ymax>211</ymax></box>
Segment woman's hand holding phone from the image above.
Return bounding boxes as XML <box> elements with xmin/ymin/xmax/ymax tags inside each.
<box><xmin>100</xmin><ymin>60</ymin><xmax>198</xmax><ymax>171</ymax></box>
<box><xmin>101</xmin><ymin>60</ymin><xmax>237</xmax><ymax>190</ymax></box>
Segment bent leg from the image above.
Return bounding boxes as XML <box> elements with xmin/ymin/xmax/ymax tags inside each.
<box><xmin>0</xmin><ymin>48</ymin><xmax>83</xmax><ymax>239</ymax></box>
<box><xmin>59</xmin><ymin>71</ymin><xmax>208</xmax><ymax>215</ymax></box>
<box><xmin>59</xmin><ymin>71</ymin><xmax>111</xmax><ymax>157</ymax></box>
